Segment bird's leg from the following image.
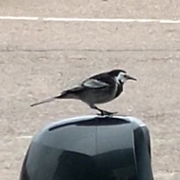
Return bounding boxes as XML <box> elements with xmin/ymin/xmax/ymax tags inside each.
<box><xmin>90</xmin><ymin>105</ymin><xmax>117</xmax><ymax>116</ymax></box>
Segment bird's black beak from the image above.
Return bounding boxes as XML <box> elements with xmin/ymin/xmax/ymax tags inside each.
<box><xmin>126</xmin><ymin>75</ymin><xmax>137</xmax><ymax>81</ymax></box>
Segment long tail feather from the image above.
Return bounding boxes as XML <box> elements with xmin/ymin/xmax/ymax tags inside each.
<box><xmin>30</xmin><ymin>97</ymin><xmax>56</xmax><ymax>107</ymax></box>
<box><xmin>30</xmin><ymin>88</ymin><xmax>80</xmax><ymax>107</ymax></box>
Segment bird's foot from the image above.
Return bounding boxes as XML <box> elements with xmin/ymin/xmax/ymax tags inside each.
<box><xmin>96</xmin><ymin>110</ymin><xmax>118</xmax><ymax>116</ymax></box>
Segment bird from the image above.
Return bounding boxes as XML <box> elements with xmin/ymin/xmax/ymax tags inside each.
<box><xmin>30</xmin><ymin>69</ymin><xmax>137</xmax><ymax>116</ymax></box>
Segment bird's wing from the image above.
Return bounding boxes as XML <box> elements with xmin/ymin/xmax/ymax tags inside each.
<box><xmin>82</xmin><ymin>78</ymin><xmax>110</xmax><ymax>89</ymax></box>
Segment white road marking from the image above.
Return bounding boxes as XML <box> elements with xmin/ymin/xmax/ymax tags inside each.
<box><xmin>43</xmin><ymin>18</ymin><xmax>180</xmax><ymax>24</ymax></box>
<box><xmin>16</xmin><ymin>136</ymin><xmax>33</xmax><ymax>139</ymax></box>
<box><xmin>0</xmin><ymin>16</ymin><xmax>180</xmax><ymax>24</ymax></box>
<box><xmin>0</xmin><ymin>16</ymin><xmax>39</xmax><ymax>20</ymax></box>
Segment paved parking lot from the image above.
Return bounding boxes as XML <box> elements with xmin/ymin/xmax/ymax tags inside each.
<box><xmin>0</xmin><ymin>1</ymin><xmax>180</xmax><ymax>179</ymax></box>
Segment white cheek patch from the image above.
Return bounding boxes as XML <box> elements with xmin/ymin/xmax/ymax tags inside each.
<box><xmin>116</xmin><ymin>72</ymin><xmax>127</xmax><ymax>83</ymax></box>
<box><xmin>121</xmin><ymin>77</ymin><xmax>128</xmax><ymax>83</ymax></box>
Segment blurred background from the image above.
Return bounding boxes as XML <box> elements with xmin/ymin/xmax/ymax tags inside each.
<box><xmin>0</xmin><ymin>0</ymin><xmax>180</xmax><ymax>179</ymax></box>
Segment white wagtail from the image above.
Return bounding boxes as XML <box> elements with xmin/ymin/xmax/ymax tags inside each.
<box><xmin>31</xmin><ymin>69</ymin><xmax>137</xmax><ymax>115</ymax></box>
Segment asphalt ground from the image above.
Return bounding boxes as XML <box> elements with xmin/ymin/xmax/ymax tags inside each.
<box><xmin>0</xmin><ymin>1</ymin><xmax>180</xmax><ymax>180</ymax></box>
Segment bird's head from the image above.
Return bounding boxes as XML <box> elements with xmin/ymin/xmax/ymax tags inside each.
<box><xmin>108</xmin><ymin>69</ymin><xmax>137</xmax><ymax>84</ymax></box>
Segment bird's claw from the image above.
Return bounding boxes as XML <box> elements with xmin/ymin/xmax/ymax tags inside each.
<box><xmin>96</xmin><ymin>110</ymin><xmax>118</xmax><ymax>116</ymax></box>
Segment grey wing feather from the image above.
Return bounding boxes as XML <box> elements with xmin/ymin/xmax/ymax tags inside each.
<box><xmin>82</xmin><ymin>78</ymin><xmax>109</xmax><ymax>89</ymax></box>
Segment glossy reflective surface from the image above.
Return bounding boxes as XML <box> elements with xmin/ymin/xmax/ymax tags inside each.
<box><xmin>19</xmin><ymin>116</ymin><xmax>153</xmax><ymax>180</ymax></box>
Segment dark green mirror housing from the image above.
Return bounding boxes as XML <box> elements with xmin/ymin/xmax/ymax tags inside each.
<box><xmin>19</xmin><ymin>115</ymin><xmax>154</xmax><ymax>180</ymax></box>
